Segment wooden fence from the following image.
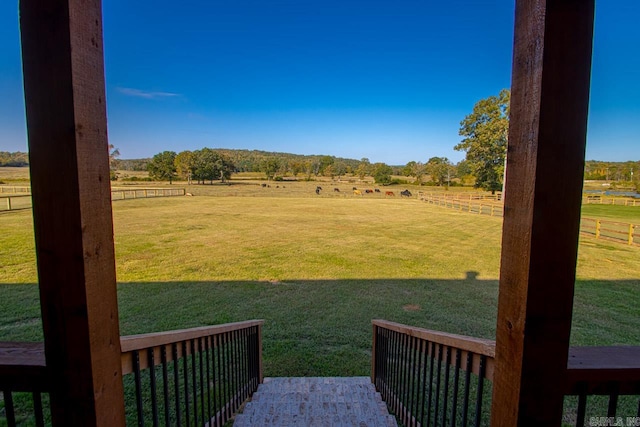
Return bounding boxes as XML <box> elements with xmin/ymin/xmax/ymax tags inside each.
<box><xmin>583</xmin><ymin>195</ymin><xmax>640</xmax><ymax>206</ymax></box>
<box><xmin>0</xmin><ymin>186</ymin><xmax>31</xmax><ymax>194</ymax></box>
<box><xmin>420</xmin><ymin>193</ymin><xmax>638</xmax><ymax>246</ymax></box>
<box><xmin>0</xmin><ymin>188</ymin><xmax>186</xmax><ymax>212</ymax></box>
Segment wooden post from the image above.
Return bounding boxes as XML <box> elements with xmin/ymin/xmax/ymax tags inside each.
<box><xmin>595</xmin><ymin>219</ymin><xmax>601</xmax><ymax>239</ymax></box>
<box><xmin>20</xmin><ymin>0</ymin><xmax>125</xmax><ymax>425</ymax></box>
<box><xmin>491</xmin><ymin>0</ymin><xmax>594</xmax><ymax>425</ymax></box>
<box><xmin>6</xmin><ymin>197</ymin><xmax>11</xmax><ymax>211</ymax></box>
<box><xmin>628</xmin><ymin>224</ymin><xmax>634</xmax><ymax>246</ymax></box>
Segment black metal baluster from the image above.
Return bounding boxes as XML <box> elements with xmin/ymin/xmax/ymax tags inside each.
<box><xmin>419</xmin><ymin>340</ymin><xmax>429</xmax><ymax>427</ymax></box>
<box><xmin>441</xmin><ymin>347</ymin><xmax>451</xmax><ymax>427</ymax></box>
<box><xmin>461</xmin><ymin>352</ymin><xmax>472</xmax><ymax>426</ymax></box>
<box><xmin>148</xmin><ymin>348</ymin><xmax>159</xmax><ymax>427</ymax></box>
<box><xmin>607</xmin><ymin>392</ymin><xmax>618</xmax><ymax>417</ymax></box>
<box><xmin>449</xmin><ymin>349</ymin><xmax>461</xmax><ymax>427</ymax></box>
<box><xmin>417</xmin><ymin>340</ymin><xmax>426</xmax><ymax>427</ymax></box>
<box><xmin>161</xmin><ymin>346</ymin><xmax>170</xmax><ymax>427</ymax></box>
<box><xmin>426</xmin><ymin>341</ymin><xmax>436</xmax><ymax>427</ymax></box>
<box><xmin>410</xmin><ymin>336</ymin><xmax>419</xmax><ymax>426</ymax></box>
<box><xmin>212</xmin><ymin>334</ymin><xmax>219</xmax><ymax>427</ymax></box>
<box><xmin>401</xmin><ymin>334</ymin><xmax>411</xmax><ymax>426</ymax></box>
<box><xmin>216</xmin><ymin>333</ymin><xmax>223</xmax><ymax>423</ymax></box>
<box><xmin>380</xmin><ymin>328</ymin><xmax>389</xmax><ymax>398</ymax></box>
<box><xmin>199</xmin><ymin>337</ymin><xmax>206</xmax><ymax>425</ymax></box>
<box><xmin>392</xmin><ymin>330</ymin><xmax>402</xmax><ymax>416</ymax></box>
<box><xmin>233</xmin><ymin>329</ymin><xmax>240</xmax><ymax>412</ymax></box>
<box><xmin>473</xmin><ymin>355</ymin><xmax>486</xmax><ymax>427</ymax></box>
<box><xmin>205</xmin><ymin>336</ymin><xmax>213</xmax><ymax>425</ymax></box>
<box><xmin>183</xmin><ymin>341</ymin><xmax>190</xmax><ymax>427</ymax></box>
<box><xmin>172</xmin><ymin>343</ymin><xmax>182</xmax><ymax>427</ymax></box>
<box><xmin>132</xmin><ymin>350</ymin><xmax>145</xmax><ymax>427</ymax></box>
<box><xmin>4</xmin><ymin>390</ymin><xmax>16</xmax><ymax>427</ymax></box>
<box><xmin>225</xmin><ymin>331</ymin><xmax>232</xmax><ymax>421</ymax></box>
<box><xmin>33</xmin><ymin>391</ymin><xmax>44</xmax><ymax>427</ymax></box>
<box><xmin>191</xmin><ymin>339</ymin><xmax>198</xmax><ymax>425</ymax></box>
<box><xmin>434</xmin><ymin>344</ymin><xmax>443</xmax><ymax>427</ymax></box>
<box><xmin>576</xmin><ymin>394</ymin><xmax>587</xmax><ymax>427</ymax></box>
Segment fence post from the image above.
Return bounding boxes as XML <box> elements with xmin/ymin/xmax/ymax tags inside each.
<box><xmin>595</xmin><ymin>220</ymin><xmax>601</xmax><ymax>239</ymax></box>
<box><xmin>6</xmin><ymin>197</ymin><xmax>11</xmax><ymax>211</ymax></box>
<box><xmin>628</xmin><ymin>224</ymin><xmax>634</xmax><ymax>246</ymax></box>
<box><xmin>491</xmin><ymin>205</ymin><xmax>495</xmax><ymax>216</ymax></box>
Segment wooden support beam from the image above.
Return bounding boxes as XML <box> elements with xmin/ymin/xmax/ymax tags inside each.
<box><xmin>19</xmin><ymin>0</ymin><xmax>125</xmax><ymax>425</ymax></box>
<box><xmin>491</xmin><ymin>0</ymin><xmax>594</xmax><ymax>425</ymax></box>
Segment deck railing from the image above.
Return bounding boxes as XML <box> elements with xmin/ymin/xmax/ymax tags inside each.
<box><xmin>0</xmin><ymin>320</ymin><xmax>263</xmax><ymax>427</ymax></box>
<box><xmin>372</xmin><ymin>320</ymin><xmax>495</xmax><ymax>427</ymax></box>
<box><xmin>372</xmin><ymin>320</ymin><xmax>640</xmax><ymax>426</ymax></box>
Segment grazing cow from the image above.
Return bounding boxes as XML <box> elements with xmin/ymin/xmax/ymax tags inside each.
<box><xmin>352</xmin><ymin>187</ymin><xmax>357</xmax><ymax>191</ymax></box>
<box><xmin>315</xmin><ymin>188</ymin><xmax>321</xmax><ymax>195</ymax></box>
<box><xmin>334</xmin><ymin>188</ymin><xmax>340</xmax><ymax>192</ymax></box>
<box><xmin>385</xmin><ymin>191</ymin><xmax>395</xmax><ymax>196</ymax></box>
<box><xmin>365</xmin><ymin>189</ymin><xmax>373</xmax><ymax>194</ymax></box>
<box><xmin>261</xmin><ymin>183</ymin><xmax>267</xmax><ymax>188</ymax></box>
<box><xmin>400</xmin><ymin>190</ymin><xmax>412</xmax><ymax>197</ymax></box>
<box><xmin>353</xmin><ymin>189</ymin><xmax>362</xmax><ymax>195</ymax></box>
<box><xmin>316</xmin><ymin>186</ymin><xmax>323</xmax><ymax>191</ymax></box>
<box><xmin>375</xmin><ymin>189</ymin><xmax>381</xmax><ymax>193</ymax></box>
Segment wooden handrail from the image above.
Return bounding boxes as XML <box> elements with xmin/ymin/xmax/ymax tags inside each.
<box><xmin>372</xmin><ymin>319</ymin><xmax>496</xmax><ymax>358</ymax></box>
<box><xmin>565</xmin><ymin>346</ymin><xmax>640</xmax><ymax>395</ymax></box>
<box><xmin>120</xmin><ymin>319</ymin><xmax>264</xmax><ymax>353</ymax></box>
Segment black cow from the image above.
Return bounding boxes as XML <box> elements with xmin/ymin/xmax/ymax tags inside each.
<box><xmin>365</xmin><ymin>189</ymin><xmax>374</xmax><ymax>194</ymax></box>
<box><xmin>352</xmin><ymin>187</ymin><xmax>357</xmax><ymax>191</ymax></box>
<box><xmin>374</xmin><ymin>189</ymin><xmax>381</xmax><ymax>193</ymax></box>
<box><xmin>334</xmin><ymin>188</ymin><xmax>340</xmax><ymax>192</ymax></box>
<box><xmin>400</xmin><ymin>190</ymin><xmax>412</xmax><ymax>197</ymax></box>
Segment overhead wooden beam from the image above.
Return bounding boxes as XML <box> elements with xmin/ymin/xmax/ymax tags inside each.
<box><xmin>19</xmin><ymin>0</ymin><xmax>125</xmax><ymax>425</ymax></box>
<box><xmin>491</xmin><ymin>0</ymin><xmax>594</xmax><ymax>425</ymax></box>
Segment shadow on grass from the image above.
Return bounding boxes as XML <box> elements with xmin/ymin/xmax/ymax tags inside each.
<box><xmin>0</xmin><ymin>276</ymin><xmax>638</xmax><ymax>376</ymax></box>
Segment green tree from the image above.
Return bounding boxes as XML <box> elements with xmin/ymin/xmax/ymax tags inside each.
<box><xmin>455</xmin><ymin>89</ymin><xmax>510</xmax><ymax>194</ymax></box>
<box><xmin>260</xmin><ymin>157</ymin><xmax>281</xmax><ymax>181</ymax></box>
<box><xmin>192</xmin><ymin>148</ymin><xmax>234</xmax><ymax>184</ymax></box>
<box><xmin>372</xmin><ymin>163</ymin><xmax>393</xmax><ymax>185</ymax></box>
<box><xmin>147</xmin><ymin>151</ymin><xmax>177</xmax><ymax>183</ymax></box>
<box><xmin>426</xmin><ymin>157</ymin><xmax>453</xmax><ymax>186</ymax></box>
<box><xmin>175</xmin><ymin>150</ymin><xmax>195</xmax><ymax>183</ymax></box>
<box><xmin>356</xmin><ymin>158</ymin><xmax>371</xmax><ymax>180</ymax></box>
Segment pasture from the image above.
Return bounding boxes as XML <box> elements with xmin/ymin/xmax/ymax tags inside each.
<box><xmin>0</xmin><ymin>187</ymin><xmax>639</xmax><ymax>377</ymax></box>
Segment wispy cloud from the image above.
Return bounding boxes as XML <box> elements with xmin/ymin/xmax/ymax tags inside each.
<box><xmin>117</xmin><ymin>87</ymin><xmax>180</xmax><ymax>99</ymax></box>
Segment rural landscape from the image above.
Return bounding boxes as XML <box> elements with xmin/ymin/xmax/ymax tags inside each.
<box><xmin>1</xmin><ymin>146</ymin><xmax>639</xmax><ymax>425</ymax></box>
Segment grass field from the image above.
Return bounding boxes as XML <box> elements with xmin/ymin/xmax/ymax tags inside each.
<box><xmin>1</xmin><ymin>187</ymin><xmax>638</xmax><ymax>379</ymax></box>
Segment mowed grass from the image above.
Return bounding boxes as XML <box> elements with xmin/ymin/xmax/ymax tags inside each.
<box><xmin>1</xmin><ymin>192</ymin><xmax>639</xmax><ymax>377</ymax></box>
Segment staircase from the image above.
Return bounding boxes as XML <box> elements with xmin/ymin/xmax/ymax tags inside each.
<box><xmin>233</xmin><ymin>377</ymin><xmax>398</xmax><ymax>427</ymax></box>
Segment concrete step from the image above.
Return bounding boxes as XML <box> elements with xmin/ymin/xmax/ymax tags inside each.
<box><xmin>233</xmin><ymin>377</ymin><xmax>397</xmax><ymax>427</ymax></box>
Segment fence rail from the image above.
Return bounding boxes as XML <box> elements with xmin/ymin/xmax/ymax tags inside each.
<box><xmin>0</xmin><ymin>188</ymin><xmax>186</xmax><ymax>212</ymax></box>
<box><xmin>0</xmin><ymin>186</ymin><xmax>31</xmax><ymax>194</ymax></box>
<box><xmin>0</xmin><ymin>320</ymin><xmax>263</xmax><ymax>427</ymax></box>
<box><xmin>583</xmin><ymin>195</ymin><xmax>640</xmax><ymax>206</ymax></box>
<box><xmin>419</xmin><ymin>193</ymin><xmax>638</xmax><ymax>246</ymax></box>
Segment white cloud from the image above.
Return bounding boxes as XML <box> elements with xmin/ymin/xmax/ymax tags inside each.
<box><xmin>116</xmin><ymin>87</ymin><xmax>180</xmax><ymax>99</ymax></box>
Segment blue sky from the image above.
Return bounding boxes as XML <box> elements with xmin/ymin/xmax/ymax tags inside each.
<box><xmin>1</xmin><ymin>1</ymin><xmax>638</xmax><ymax>165</ymax></box>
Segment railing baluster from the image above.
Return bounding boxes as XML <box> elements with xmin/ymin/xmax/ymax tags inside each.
<box><xmin>473</xmin><ymin>355</ymin><xmax>486</xmax><ymax>427</ymax></box>
<box><xmin>608</xmin><ymin>392</ymin><xmax>618</xmax><ymax>417</ymax></box>
<box><xmin>173</xmin><ymin>343</ymin><xmax>182</xmax><ymax>427</ymax></box>
<box><xmin>401</xmin><ymin>333</ymin><xmax>411</xmax><ymax>426</ymax></box>
<box><xmin>576</xmin><ymin>393</ymin><xmax>587</xmax><ymax>427</ymax></box>
<box><xmin>3</xmin><ymin>390</ymin><xmax>16</xmax><ymax>427</ymax></box>
<box><xmin>233</xmin><ymin>329</ymin><xmax>240</xmax><ymax>412</ymax></box>
<box><xmin>216</xmin><ymin>333</ymin><xmax>223</xmax><ymax>422</ymax></box>
<box><xmin>419</xmin><ymin>340</ymin><xmax>429</xmax><ymax>427</ymax></box>
<box><xmin>148</xmin><ymin>348</ymin><xmax>159</xmax><ymax>427</ymax></box>
<box><xmin>434</xmin><ymin>344</ymin><xmax>443</xmax><ymax>426</ymax></box>
<box><xmin>393</xmin><ymin>330</ymin><xmax>402</xmax><ymax>417</ymax></box>
<box><xmin>182</xmin><ymin>341</ymin><xmax>190</xmax><ymax>427</ymax></box>
<box><xmin>205</xmin><ymin>336</ymin><xmax>213</xmax><ymax>425</ymax></box>
<box><xmin>441</xmin><ymin>346</ymin><xmax>451</xmax><ymax>427</ymax></box>
<box><xmin>161</xmin><ymin>346</ymin><xmax>171</xmax><ymax>427</ymax></box>
<box><xmin>461</xmin><ymin>351</ymin><xmax>472</xmax><ymax>426</ymax></box>
<box><xmin>191</xmin><ymin>339</ymin><xmax>198</xmax><ymax>425</ymax></box>
<box><xmin>426</xmin><ymin>341</ymin><xmax>436</xmax><ymax>427</ymax></box>
<box><xmin>449</xmin><ymin>349</ymin><xmax>461</xmax><ymax>427</ymax></box>
<box><xmin>225</xmin><ymin>331</ymin><xmax>232</xmax><ymax>422</ymax></box>
<box><xmin>199</xmin><ymin>337</ymin><xmax>206</xmax><ymax>425</ymax></box>
<box><xmin>33</xmin><ymin>391</ymin><xmax>45</xmax><ymax>427</ymax></box>
<box><xmin>410</xmin><ymin>336</ymin><xmax>419</xmax><ymax>427</ymax></box>
<box><xmin>133</xmin><ymin>350</ymin><xmax>145</xmax><ymax>427</ymax></box>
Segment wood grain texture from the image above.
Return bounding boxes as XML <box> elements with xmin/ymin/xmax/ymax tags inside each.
<box><xmin>565</xmin><ymin>346</ymin><xmax>640</xmax><ymax>394</ymax></box>
<box><xmin>19</xmin><ymin>0</ymin><xmax>125</xmax><ymax>424</ymax></box>
<box><xmin>491</xmin><ymin>0</ymin><xmax>595</xmax><ymax>425</ymax></box>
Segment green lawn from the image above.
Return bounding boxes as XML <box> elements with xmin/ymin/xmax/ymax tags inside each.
<box><xmin>1</xmin><ymin>194</ymin><xmax>638</xmax><ymax>377</ymax></box>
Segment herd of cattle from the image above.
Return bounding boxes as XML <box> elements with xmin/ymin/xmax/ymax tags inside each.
<box><xmin>315</xmin><ymin>186</ymin><xmax>412</xmax><ymax>197</ymax></box>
